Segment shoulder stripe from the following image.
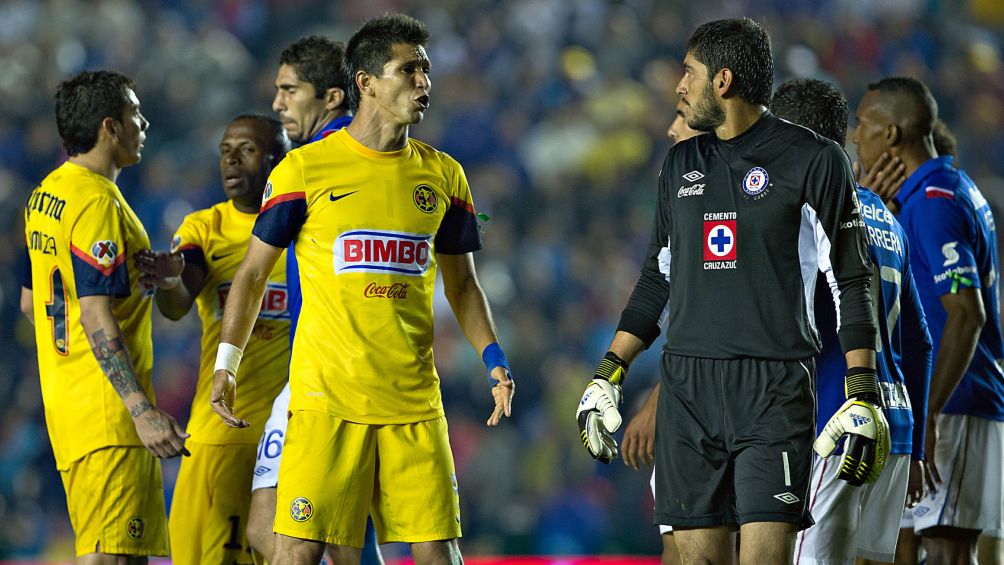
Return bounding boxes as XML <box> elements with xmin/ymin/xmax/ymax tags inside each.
<box><xmin>449</xmin><ymin>196</ymin><xmax>475</xmax><ymax>214</ymax></box>
<box><xmin>261</xmin><ymin>192</ymin><xmax>306</xmax><ymax>213</ymax></box>
<box><xmin>925</xmin><ymin>186</ymin><xmax>954</xmax><ymax>200</ymax></box>
<box><xmin>70</xmin><ymin>244</ymin><xmax>126</xmax><ymax>276</ymax></box>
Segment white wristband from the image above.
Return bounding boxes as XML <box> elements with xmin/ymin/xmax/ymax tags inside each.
<box><xmin>215</xmin><ymin>343</ymin><xmax>244</xmax><ymax>376</ymax></box>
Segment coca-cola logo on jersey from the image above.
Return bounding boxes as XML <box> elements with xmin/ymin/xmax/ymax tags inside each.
<box><xmin>334</xmin><ymin>230</ymin><xmax>433</xmax><ymax>276</ymax></box>
<box><xmin>364</xmin><ymin>282</ymin><xmax>410</xmax><ymax>299</ymax></box>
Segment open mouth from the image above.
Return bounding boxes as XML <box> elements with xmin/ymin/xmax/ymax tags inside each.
<box><xmin>223</xmin><ymin>174</ymin><xmax>243</xmax><ymax>188</ymax></box>
<box><xmin>414</xmin><ymin>95</ymin><xmax>430</xmax><ymax>110</ymax></box>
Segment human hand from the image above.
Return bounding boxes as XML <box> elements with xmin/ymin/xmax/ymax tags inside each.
<box><xmin>134</xmin><ymin>249</ymin><xmax>185</xmax><ymax>290</ymax></box>
<box><xmin>210</xmin><ymin>369</ymin><xmax>249</xmax><ymax>428</ymax></box>
<box><xmin>487</xmin><ymin>366</ymin><xmax>514</xmax><ymax>426</ymax></box>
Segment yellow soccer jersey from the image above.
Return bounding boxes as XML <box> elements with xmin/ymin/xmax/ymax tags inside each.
<box><xmin>23</xmin><ymin>161</ymin><xmax>154</xmax><ymax>470</ymax></box>
<box><xmin>252</xmin><ymin>129</ymin><xmax>482</xmax><ymax>424</ymax></box>
<box><xmin>170</xmin><ymin>200</ymin><xmax>289</xmax><ymax>444</ymax></box>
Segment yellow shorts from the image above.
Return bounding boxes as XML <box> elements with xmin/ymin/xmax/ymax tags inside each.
<box><xmin>275</xmin><ymin>411</ymin><xmax>462</xmax><ymax>547</ymax></box>
<box><xmin>168</xmin><ymin>440</ymin><xmax>256</xmax><ymax>565</ymax></box>
<box><xmin>59</xmin><ymin>446</ymin><xmax>169</xmax><ymax>557</ymax></box>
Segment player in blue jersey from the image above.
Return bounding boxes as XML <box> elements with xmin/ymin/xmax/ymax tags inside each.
<box><xmin>855</xmin><ymin>77</ymin><xmax>1004</xmax><ymax>564</ymax></box>
<box><xmin>246</xmin><ymin>35</ymin><xmax>381</xmax><ymax>565</ymax></box>
<box><xmin>769</xmin><ymin>78</ymin><xmax>934</xmax><ymax>565</ymax></box>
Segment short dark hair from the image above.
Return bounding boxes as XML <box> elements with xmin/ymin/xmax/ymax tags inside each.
<box><xmin>279</xmin><ymin>36</ymin><xmax>347</xmax><ymax>101</ymax></box>
<box><xmin>686</xmin><ymin>18</ymin><xmax>773</xmax><ymax>107</ymax></box>
<box><xmin>770</xmin><ymin>78</ymin><xmax>848</xmax><ymax>147</ymax></box>
<box><xmin>232</xmin><ymin>113</ymin><xmax>291</xmax><ymax>162</ymax></box>
<box><xmin>54</xmin><ymin>70</ymin><xmax>134</xmax><ymax>156</ymax></box>
<box><xmin>344</xmin><ymin>14</ymin><xmax>430</xmax><ymax>112</ymax></box>
<box><xmin>866</xmin><ymin>77</ymin><xmax>938</xmax><ymax>140</ymax></box>
<box><xmin>932</xmin><ymin>119</ymin><xmax>956</xmax><ymax>158</ymax></box>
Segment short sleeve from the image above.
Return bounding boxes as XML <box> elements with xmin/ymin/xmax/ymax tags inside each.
<box><xmin>253</xmin><ymin>155</ymin><xmax>307</xmax><ymax>249</ymax></box>
<box><xmin>434</xmin><ymin>160</ymin><xmax>483</xmax><ymax>254</ymax></box>
<box><xmin>69</xmin><ymin>195</ymin><xmax>130</xmax><ymax>297</ymax></box>
<box><xmin>909</xmin><ymin>197</ymin><xmax>979</xmax><ymax>296</ymax></box>
<box><xmin>171</xmin><ymin>214</ymin><xmax>207</xmax><ymax>275</ymax></box>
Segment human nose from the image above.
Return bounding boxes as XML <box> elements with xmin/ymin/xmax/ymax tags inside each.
<box><xmin>272</xmin><ymin>92</ymin><xmax>284</xmax><ymax>112</ymax></box>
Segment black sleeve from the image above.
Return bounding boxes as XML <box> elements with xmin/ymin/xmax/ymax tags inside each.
<box><xmin>20</xmin><ymin>246</ymin><xmax>31</xmax><ymax>289</ymax></box>
<box><xmin>806</xmin><ymin>144</ymin><xmax>877</xmax><ymax>352</ymax></box>
<box><xmin>617</xmin><ymin>152</ymin><xmax>673</xmax><ymax>348</ymax></box>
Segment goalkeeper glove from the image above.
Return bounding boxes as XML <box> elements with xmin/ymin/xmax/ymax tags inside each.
<box><xmin>577</xmin><ymin>351</ymin><xmax>628</xmax><ymax>464</ymax></box>
<box><xmin>813</xmin><ymin>367</ymin><xmax>891</xmax><ymax>486</ymax></box>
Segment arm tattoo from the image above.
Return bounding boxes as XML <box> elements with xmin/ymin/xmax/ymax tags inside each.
<box><xmin>130</xmin><ymin>400</ymin><xmax>153</xmax><ymax>418</ymax></box>
<box><xmin>89</xmin><ymin>329</ymin><xmax>143</xmax><ymax>399</ymax></box>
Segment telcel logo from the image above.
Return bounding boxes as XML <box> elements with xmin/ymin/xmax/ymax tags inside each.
<box><xmin>335</xmin><ymin>230</ymin><xmax>432</xmax><ymax>276</ymax></box>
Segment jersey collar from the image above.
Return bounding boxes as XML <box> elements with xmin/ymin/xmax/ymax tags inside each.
<box><xmin>896</xmin><ymin>155</ymin><xmax>954</xmax><ymax>206</ymax></box>
<box><xmin>308</xmin><ymin>115</ymin><xmax>354</xmax><ymax>143</ymax></box>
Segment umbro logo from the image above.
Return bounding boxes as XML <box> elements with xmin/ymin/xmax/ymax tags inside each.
<box><xmin>330</xmin><ymin>190</ymin><xmax>358</xmax><ymax>202</ymax></box>
<box><xmin>773</xmin><ymin>492</ymin><xmax>800</xmax><ymax>504</ymax></box>
<box><xmin>253</xmin><ymin>465</ymin><xmax>271</xmax><ymax>477</ymax></box>
<box><xmin>850</xmin><ymin>414</ymin><xmax>872</xmax><ymax>427</ymax></box>
<box><xmin>683</xmin><ymin>170</ymin><xmax>704</xmax><ymax>182</ymax></box>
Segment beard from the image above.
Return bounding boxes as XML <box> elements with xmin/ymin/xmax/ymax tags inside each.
<box><xmin>687</xmin><ymin>81</ymin><xmax>726</xmax><ymax>132</ymax></box>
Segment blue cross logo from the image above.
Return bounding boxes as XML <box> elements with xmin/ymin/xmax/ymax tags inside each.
<box><xmin>711</xmin><ymin>228</ymin><xmax>732</xmax><ymax>253</ymax></box>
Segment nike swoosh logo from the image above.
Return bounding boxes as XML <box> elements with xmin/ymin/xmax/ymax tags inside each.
<box><xmin>211</xmin><ymin>252</ymin><xmax>232</xmax><ymax>261</ymax></box>
<box><xmin>329</xmin><ymin>191</ymin><xmax>358</xmax><ymax>202</ymax></box>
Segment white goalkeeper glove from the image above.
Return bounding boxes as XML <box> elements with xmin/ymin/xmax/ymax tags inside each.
<box><xmin>577</xmin><ymin>351</ymin><xmax>628</xmax><ymax>464</ymax></box>
<box><xmin>813</xmin><ymin>367</ymin><xmax>891</xmax><ymax>486</ymax></box>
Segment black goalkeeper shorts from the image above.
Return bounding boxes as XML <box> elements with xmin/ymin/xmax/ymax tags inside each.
<box><xmin>653</xmin><ymin>353</ymin><xmax>816</xmax><ymax>530</ymax></box>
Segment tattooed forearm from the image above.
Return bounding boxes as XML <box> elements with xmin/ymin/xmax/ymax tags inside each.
<box><xmin>130</xmin><ymin>400</ymin><xmax>153</xmax><ymax>417</ymax></box>
<box><xmin>89</xmin><ymin>329</ymin><xmax>142</xmax><ymax>399</ymax></box>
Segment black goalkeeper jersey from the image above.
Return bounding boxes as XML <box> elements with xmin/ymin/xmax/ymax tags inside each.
<box><xmin>618</xmin><ymin>111</ymin><xmax>877</xmax><ymax>360</ymax></box>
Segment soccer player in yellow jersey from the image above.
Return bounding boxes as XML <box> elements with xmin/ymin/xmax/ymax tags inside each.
<box><xmin>211</xmin><ymin>14</ymin><xmax>515</xmax><ymax>565</ymax></box>
<box><xmin>19</xmin><ymin>70</ymin><xmax>187</xmax><ymax>563</ymax></box>
<box><xmin>134</xmin><ymin>114</ymin><xmax>291</xmax><ymax>565</ymax></box>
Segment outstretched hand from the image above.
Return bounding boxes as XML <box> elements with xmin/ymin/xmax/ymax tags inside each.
<box><xmin>487</xmin><ymin>366</ymin><xmax>514</xmax><ymax>426</ymax></box>
<box><xmin>210</xmin><ymin>369</ymin><xmax>249</xmax><ymax>428</ymax></box>
<box><xmin>134</xmin><ymin>249</ymin><xmax>185</xmax><ymax>290</ymax></box>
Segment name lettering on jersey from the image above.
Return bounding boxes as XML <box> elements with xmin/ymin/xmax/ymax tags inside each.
<box><xmin>25</xmin><ymin>189</ymin><xmax>67</xmax><ymax>221</ymax></box>
<box><xmin>29</xmin><ymin>230</ymin><xmax>58</xmax><ymax>255</ymax></box>
<box><xmin>677</xmin><ymin>183</ymin><xmax>705</xmax><ymax>198</ymax></box>
<box><xmin>364</xmin><ymin>282</ymin><xmax>410</xmax><ymax>299</ymax></box>
<box><xmin>741</xmin><ymin>167</ymin><xmax>771</xmax><ymax>199</ymax></box>
<box><xmin>335</xmin><ymin>230</ymin><xmax>432</xmax><ymax>276</ymax></box>
<box><xmin>880</xmin><ymin>381</ymin><xmax>912</xmax><ymax>410</ymax></box>
<box><xmin>703</xmin><ymin>213</ymin><xmax>737</xmax><ymax>270</ymax></box>
<box><xmin>969</xmin><ymin>186</ymin><xmax>988</xmax><ymax>209</ymax></box>
<box><xmin>216</xmin><ymin>282</ymin><xmax>289</xmax><ymax>320</ymax></box>
<box><xmin>682</xmin><ymin>170</ymin><xmax>704</xmax><ymax>182</ymax></box>
<box><xmin>865</xmin><ymin>225</ymin><xmax>903</xmax><ymax>255</ymax></box>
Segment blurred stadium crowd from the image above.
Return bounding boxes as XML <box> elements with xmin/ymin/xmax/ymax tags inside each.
<box><xmin>1</xmin><ymin>0</ymin><xmax>1003</xmax><ymax>560</ymax></box>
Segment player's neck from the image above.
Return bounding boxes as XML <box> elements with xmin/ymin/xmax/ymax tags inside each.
<box><xmin>896</xmin><ymin>138</ymin><xmax>939</xmax><ymax>178</ymax></box>
<box><xmin>68</xmin><ymin>150</ymin><xmax>121</xmax><ymax>183</ymax></box>
<box><xmin>344</xmin><ymin>109</ymin><xmax>410</xmax><ymax>152</ymax></box>
<box><xmin>715</xmin><ymin>102</ymin><xmax>767</xmax><ymax>141</ymax></box>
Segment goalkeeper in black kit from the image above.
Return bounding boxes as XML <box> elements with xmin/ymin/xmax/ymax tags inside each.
<box><xmin>576</xmin><ymin>18</ymin><xmax>889</xmax><ymax>564</ymax></box>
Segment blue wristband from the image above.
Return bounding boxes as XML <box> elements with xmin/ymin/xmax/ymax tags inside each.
<box><xmin>481</xmin><ymin>342</ymin><xmax>511</xmax><ymax>388</ymax></box>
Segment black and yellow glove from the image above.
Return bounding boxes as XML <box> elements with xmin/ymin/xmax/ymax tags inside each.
<box><xmin>813</xmin><ymin>367</ymin><xmax>891</xmax><ymax>486</ymax></box>
<box><xmin>576</xmin><ymin>352</ymin><xmax>628</xmax><ymax>464</ymax></box>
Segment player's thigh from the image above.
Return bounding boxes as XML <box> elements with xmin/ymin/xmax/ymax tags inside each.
<box><xmin>170</xmin><ymin>441</ymin><xmax>256</xmax><ymax>565</ymax></box>
<box><xmin>739</xmin><ymin>521</ymin><xmax>797</xmax><ymax>565</ymax></box>
<box><xmin>916</xmin><ymin>415</ymin><xmax>1004</xmax><ymax>533</ymax></box>
<box><xmin>60</xmin><ymin>446</ymin><xmax>169</xmax><ymax>558</ymax></box>
<box><xmin>373</xmin><ymin>417</ymin><xmax>462</xmax><ymax>544</ymax></box>
<box><xmin>410</xmin><ymin>538</ymin><xmax>462</xmax><ymax>565</ymax></box>
<box><xmin>274</xmin><ymin>410</ymin><xmax>376</xmax><ymax>548</ymax></box>
<box><xmin>655</xmin><ymin>355</ymin><xmax>734</xmax><ymax>527</ymax></box>
<box><xmin>731</xmin><ymin>358</ymin><xmax>815</xmax><ymax>528</ymax></box>
<box><xmin>977</xmin><ymin>534</ymin><xmax>1003</xmax><ymax>565</ymax></box>
<box><xmin>856</xmin><ymin>454</ymin><xmax>911</xmax><ymax>563</ymax></box>
<box><xmin>247</xmin><ymin>487</ymin><xmax>277</xmax><ymax>551</ymax></box>
<box><xmin>252</xmin><ymin>382</ymin><xmax>290</xmax><ymax>492</ymax></box>
<box><xmin>660</xmin><ymin>533</ymin><xmax>682</xmax><ymax>565</ymax></box>
<box><xmin>673</xmin><ymin>526</ymin><xmax>736</xmax><ymax>565</ymax></box>
<box><xmin>794</xmin><ymin>455</ymin><xmax>863</xmax><ymax>564</ymax></box>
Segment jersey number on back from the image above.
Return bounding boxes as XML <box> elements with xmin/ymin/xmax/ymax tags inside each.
<box><xmin>46</xmin><ymin>267</ymin><xmax>69</xmax><ymax>356</ymax></box>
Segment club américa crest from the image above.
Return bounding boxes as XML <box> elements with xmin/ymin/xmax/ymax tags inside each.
<box><xmin>413</xmin><ymin>185</ymin><xmax>438</xmax><ymax>213</ymax></box>
<box><xmin>290</xmin><ymin>497</ymin><xmax>313</xmax><ymax>522</ymax></box>
<box><xmin>126</xmin><ymin>517</ymin><xmax>145</xmax><ymax>540</ymax></box>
